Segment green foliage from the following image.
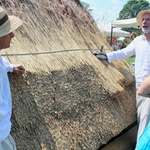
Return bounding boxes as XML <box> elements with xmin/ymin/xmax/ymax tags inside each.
<box><xmin>119</xmin><ymin>0</ymin><xmax>150</xmax><ymax>19</ymax></box>
<box><xmin>118</xmin><ymin>0</ymin><xmax>150</xmax><ymax>34</ymax></box>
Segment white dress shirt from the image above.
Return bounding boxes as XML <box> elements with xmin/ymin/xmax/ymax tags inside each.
<box><xmin>0</xmin><ymin>56</ymin><xmax>13</xmax><ymax>142</ymax></box>
<box><xmin>107</xmin><ymin>35</ymin><xmax>150</xmax><ymax>89</ymax></box>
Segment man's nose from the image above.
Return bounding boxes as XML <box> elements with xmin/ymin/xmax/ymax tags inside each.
<box><xmin>9</xmin><ymin>32</ymin><xmax>15</xmax><ymax>38</ymax></box>
<box><xmin>142</xmin><ymin>19</ymin><xmax>146</xmax><ymax>24</ymax></box>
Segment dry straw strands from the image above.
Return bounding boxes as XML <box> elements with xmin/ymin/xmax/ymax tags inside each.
<box><xmin>1</xmin><ymin>0</ymin><xmax>136</xmax><ymax>149</ymax></box>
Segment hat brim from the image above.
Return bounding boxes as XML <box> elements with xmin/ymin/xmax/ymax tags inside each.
<box><xmin>136</xmin><ymin>9</ymin><xmax>150</xmax><ymax>26</ymax></box>
<box><xmin>9</xmin><ymin>16</ymin><xmax>22</xmax><ymax>32</ymax></box>
<box><xmin>0</xmin><ymin>15</ymin><xmax>22</xmax><ymax>37</ymax></box>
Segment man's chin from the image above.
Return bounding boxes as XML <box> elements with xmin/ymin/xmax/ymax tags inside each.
<box><xmin>142</xmin><ymin>28</ymin><xmax>150</xmax><ymax>33</ymax></box>
<box><xmin>145</xmin><ymin>31</ymin><xmax>150</xmax><ymax>34</ymax></box>
<box><xmin>3</xmin><ymin>45</ymin><xmax>10</xmax><ymax>49</ymax></box>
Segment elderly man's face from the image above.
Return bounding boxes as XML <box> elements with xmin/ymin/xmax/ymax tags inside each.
<box><xmin>141</xmin><ymin>13</ymin><xmax>150</xmax><ymax>33</ymax></box>
<box><xmin>0</xmin><ymin>32</ymin><xmax>15</xmax><ymax>50</ymax></box>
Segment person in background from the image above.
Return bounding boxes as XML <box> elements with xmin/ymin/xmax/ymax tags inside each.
<box><xmin>0</xmin><ymin>7</ymin><xmax>26</xmax><ymax>150</ymax></box>
<box><xmin>93</xmin><ymin>9</ymin><xmax>150</xmax><ymax>145</ymax></box>
<box><xmin>120</xmin><ymin>42</ymin><xmax>126</xmax><ymax>49</ymax></box>
<box><xmin>137</xmin><ymin>76</ymin><xmax>150</xmax><ymax>97</ymax></box>
<box><xmin>131</xmin><ymin>32</ymin><xmax>137</xmax><ymax>40</ymax></box>
<box><xmin>135</xmin><ymin>76</ymin><xmax>150</xmax><ymax>150</ymax></box>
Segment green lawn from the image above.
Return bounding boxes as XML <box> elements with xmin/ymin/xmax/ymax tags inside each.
<box><xmin>125</xmin><ymin>56</ymin><xmax>135</xmax><ymax>64</ymax></box>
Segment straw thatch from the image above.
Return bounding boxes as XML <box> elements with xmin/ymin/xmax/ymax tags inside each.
<box><xmin>1</xmin><ymin>0</ymin><xmax>136</xmax><ymax>149</ymax></box>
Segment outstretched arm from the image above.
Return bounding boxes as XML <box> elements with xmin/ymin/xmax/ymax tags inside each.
<box><xmin>2</xmin><ymin>57</ymin><xmax>25</xmax><ymax>74</ymax></box>
<box><xmin>138</xmin><ymin>76</ymin><xmax>150</xmax><ymax>97</ymax></box>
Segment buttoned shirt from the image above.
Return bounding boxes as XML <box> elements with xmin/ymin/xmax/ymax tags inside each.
<box><xmin>107</xmin><ymin>35</ymin><xmax>150</xmax><ymax>89</ymax></box>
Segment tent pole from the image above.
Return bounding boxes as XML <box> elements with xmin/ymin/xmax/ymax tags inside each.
<box><xmin>110</xmin><ymin>25</ymin><xmax>113</xmax><ymax>46</ymax></box>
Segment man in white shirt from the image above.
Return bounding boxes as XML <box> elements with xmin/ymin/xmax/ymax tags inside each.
<box><xmin>93</xmin><ymin>9</ymin><xmax>150</xmax><ymax>143</ymax></box>
<box><xmin>0</xmin><ymin>7</ymin><xmax>25</xmax><ymax>150</ymax></box>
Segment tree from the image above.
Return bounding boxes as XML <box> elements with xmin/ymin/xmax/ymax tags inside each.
<box><xmin>118</xmin><ymin>0</ymin><xmax>150</xmax><ymax>34</ymax></box>
<box><xmin>119</xmin><ymin>0</ymin><xmax>150</xmax><ymax>19</ymax></box>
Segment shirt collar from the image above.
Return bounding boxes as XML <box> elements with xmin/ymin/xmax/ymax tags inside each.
<box><xmin>141</xmin><ymin>34</ymin><xmax>147</xmax><ymax>41</ymax></box>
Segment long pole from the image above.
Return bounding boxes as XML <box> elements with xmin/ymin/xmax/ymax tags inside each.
<box><xmin>110</xmin><ymin>25</ymin><xmax>113</xmax><ymax>46</ymax></box>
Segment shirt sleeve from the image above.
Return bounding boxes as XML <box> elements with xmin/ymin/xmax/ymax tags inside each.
<box><xmin>106</xmin><ymin>40</ymin><xmax>136</xmax><ymax>63</ymax></box>
<box><xmin>0</xmin><ymin>71</ymin><xmax>4</xmax><ymax>106</ymax></box>
<box><xmin>2</xmin><ymin>57</ymin><xmax>13</xmax><ymax>73</ymax></box>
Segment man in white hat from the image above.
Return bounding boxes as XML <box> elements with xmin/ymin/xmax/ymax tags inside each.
<box><xmin>93</xmin><ymin>9</ymin><xmax>150</xmax><ymax>145</ymax></box>
<box><xmin>0</xmin><ymin>7</ymin><xmax>25</xmax><ymax>150</ymax></box>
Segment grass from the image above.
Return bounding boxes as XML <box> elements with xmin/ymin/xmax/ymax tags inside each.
<box><xmin>125</xmin><ymin>55</ymin><xmax>135</xmax><ymax>64</ymax></box>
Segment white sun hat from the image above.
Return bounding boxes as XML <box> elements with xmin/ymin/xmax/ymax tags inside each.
<box><xmin>136</xmin><ymin>9</ymin><xmax>150</xmax><ymax>26</ymax></box>
<box><xmin>0</xmin><ymin>6</ymin><xmax>22</xmax><ymax>37</ymax></box>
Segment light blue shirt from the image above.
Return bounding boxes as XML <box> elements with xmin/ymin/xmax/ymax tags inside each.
<box><xmin>107</xmin><ymin>35</ymin><xmax>150</xmax><ymax>89</ymax></box>
<box><xmin>0</xmin><ymin>56</ymin><xmax>13</xmax><ymax>142</ymax></box>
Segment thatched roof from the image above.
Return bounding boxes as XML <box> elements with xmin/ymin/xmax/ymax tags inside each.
<box><xmin>1</xmin><ymin>0</ymin><xmax>136</xmax><ymax>149</ymax></box>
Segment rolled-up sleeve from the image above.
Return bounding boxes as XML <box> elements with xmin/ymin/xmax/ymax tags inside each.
<box><xmin>2</xmin><ymin>57</ymin><xmax>13</xmax><ymax>73</ymax></box>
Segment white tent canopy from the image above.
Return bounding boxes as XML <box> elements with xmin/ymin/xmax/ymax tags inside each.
<box><xmin>103</xmin><ymin>27</ymin><xmax>130</xmax><ymax>37</ymax></box>
<box><xmin>112</xmin><ymin>18</ymin><xmax>139</xmax><ymax>29</ymax></box>
<box><xmin>108</xmin><ymin>18</ymin><xmax>139</xmax><ymax>45</ymax></box>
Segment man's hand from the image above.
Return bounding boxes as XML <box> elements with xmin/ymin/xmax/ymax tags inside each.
<box><xmin>92</xmin><ymin>51</ymin><xmax>107</xmax><ymax>60</ymax></box>
<box><xmin>13</xmin><ymin>64</ymin><xmax>26</xmax><ymax>74</ymax></box>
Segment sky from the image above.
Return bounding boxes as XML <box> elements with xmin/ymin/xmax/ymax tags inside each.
<box><xmin>81</xmin><ymin>0</ymin><xmax>150</xmax><ymax>30</ymax></box>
